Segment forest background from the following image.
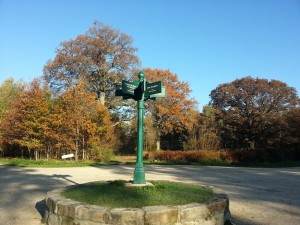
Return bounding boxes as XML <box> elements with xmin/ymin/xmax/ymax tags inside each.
<box><xmin>0</xmin><ymin>22</ymin><xmax>299</xmax><ymax>163</ymax></box>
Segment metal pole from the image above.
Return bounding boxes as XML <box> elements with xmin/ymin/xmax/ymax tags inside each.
<box><xmin>134</xmin><ymin>73</ymin><xmax>146</xmax><ymax>184</ymax></box>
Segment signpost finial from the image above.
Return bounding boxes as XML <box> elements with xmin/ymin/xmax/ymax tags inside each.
<box><xmin>138</xmin><ymin>71</ymin><xmax>145</xmax><ymax>81</ymax></box>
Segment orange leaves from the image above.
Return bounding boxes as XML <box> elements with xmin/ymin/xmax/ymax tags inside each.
<box><xmin>52</xmin><ymin>81</ymin><xmax>115</xmax><ymax>152</ymax></box>
<box><xmin>43</xmin><ymin>20</ymin><xmax>140</xmax><ymax>106</ymax></box>
<box><xmin>143</xmin><ymin>68</ymin><xmax>198</xmax><ymax>135</ymax></box>
<box><xmin>0</xmin><ymin>79</ymin><xmax>50</xmax><ymax>151</ymax></box>
<box><xmin>0</xmin><ymin>78</ymin><xmax>116</xmax><ymax>159</ymax></box>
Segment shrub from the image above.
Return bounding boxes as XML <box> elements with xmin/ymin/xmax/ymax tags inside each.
<box><xmin>149</xmin><ymin>150</ymin><xmax>235</xmax><ymax>164</ymax></box>
<box><xmin>95</xmin><ymin>148</ymin><xmax>114</xmax><ymax>162</ymax></box>
<box><xmin>148</xmin><ymin>149</ymin><xmax>299</xmax><ymax>164</ymax></box>
<box><xmin>89</xmin><ymin>143</ymin><xmax>114</xmax><ymax>162</ymax></box>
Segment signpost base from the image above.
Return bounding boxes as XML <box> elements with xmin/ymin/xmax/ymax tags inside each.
<box><xmin>134</xmin><ymin>164</ymin><xmax>145</xmax><ymax>184</ymax></box>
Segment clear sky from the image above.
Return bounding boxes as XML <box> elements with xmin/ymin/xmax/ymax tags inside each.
<box><xmin>1</xmin><ymin>0</ymin><xmax>300</xmax><ymax>109</ymax></box>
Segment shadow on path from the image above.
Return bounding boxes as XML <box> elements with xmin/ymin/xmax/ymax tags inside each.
<box><xmin>0</xmin><ymin>165</ymin><xmax>70</xmax><ymax>225</ymax></box>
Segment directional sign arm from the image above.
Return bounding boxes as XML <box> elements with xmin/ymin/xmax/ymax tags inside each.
<box><xmin>146</xmin><ymin>81</ymin><xmax>162</xmax><ymax>95</ymax></box>
<box><xmin>115</xmin><ymin>84</ymin><xmax>123</xmax><ymax>96</ymax></box>
<box><xmin>150</xmin><ymin>86</ymin><xmax>166</xmax><ymax>99</ymax></box>
<box><xmin>122</xmin><ymin>80</ymin><xmax>137</xmax><ymax>95</ymax></box>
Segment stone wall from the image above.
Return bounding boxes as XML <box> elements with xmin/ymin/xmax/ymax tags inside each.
<box><xmin>44</xmin><ymin>184</ymin><xmax>232</xmax><ymax>225</ymax></box>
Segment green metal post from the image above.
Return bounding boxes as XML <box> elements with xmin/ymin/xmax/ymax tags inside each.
<box><xmin>134</xmin><ymin>72</ymin><xmax>146</xmax><ymax>184</ymax></box>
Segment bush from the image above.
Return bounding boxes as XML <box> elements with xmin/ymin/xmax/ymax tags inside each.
<box><xmin>94</xmin><ymin>148</ymin><xmax>114</xmax><ymax>162</ymax></box>
<box><xmin>149</xmin><ymin>150</ymin><xmax>235</xmax><ymax>164</ymax></box>
<box><xmin>148</xmin><ymin>148</ymin><xmax>299</xmax><ymax>164</ymax></box>
<box><xmin>89</xmin><ymin>143</ymin><xmax>114</xmax><ymax>162</ymax></box>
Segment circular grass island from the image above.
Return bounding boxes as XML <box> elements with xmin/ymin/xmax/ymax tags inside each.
<box><xmin>44</xmin><ymin>180</ymin><xmax>232</xmax><ymax>225</ymax></box>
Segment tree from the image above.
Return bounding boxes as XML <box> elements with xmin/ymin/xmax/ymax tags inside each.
<box><xmin>209</xmin><ymin>77</ymin><xmax>298</xmax><ymax>149</ymax></box>
<box><xmin>0</xmin><ymin>78</ymin><xmax>25</xmax><ymax>156</ymax></box>
<box><xmin>43</xmin><ymin>20</ymin><xmax>140</xmax><ymax>105</ymax></box>
<box><xmin>0</xmin><ymin>79</ymin><xmax>50</xmax><ymax>159</ymax></box>
<box><xmin>185</xmin><ymin>106</ymin><xmax>221</xmax><ymax>150</ymax></box>
<box><xmin>142</xmin><ymin>68</ymin><xmax>198</xmax><ymax>150</ymax></box>
<box><xmin>50</xmin><ymin>80</ymin><xmax>116</xmax><ymax>160</ymax></box>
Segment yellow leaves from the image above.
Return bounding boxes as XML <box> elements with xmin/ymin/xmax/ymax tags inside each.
<box><xmin>0</xmin><ymin>78</ymin><xmax>116</xmax><ymax>158</ymax></box>
<box><xmin>51</xmin><ymin>81</ymin><xmax>115</xmax><ymax>151</ymax></box>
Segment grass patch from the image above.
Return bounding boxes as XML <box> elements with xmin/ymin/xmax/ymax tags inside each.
<box><xmin>62</xmin><ymin>180</ymin><xmax>213</xmax><ymax>208</ymax></box>
<box><xmin>1</xmin><ymin>157</ymin><xmax>299</xmax><ymax>168</ymax></box>
<box><xmin>0</xmin><ymin>158</ymin><xmax>120</xmax><ymax>167</ymax></box>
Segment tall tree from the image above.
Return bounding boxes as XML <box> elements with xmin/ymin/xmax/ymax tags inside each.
<box><xmin>0</xmin><ymin>79</ymin><xmax>50</xmax><ymax>159</ymax></box>
<box><xmin>43</xmin><ymin>20</ymin><xmax>140</xmax><ymax>105</ymax></box>
<box><xmin>50</xmin><ymin>80</ymin><xmax>116</xmax><ymax>160</ymax></box>
<box><xmin>142</xmin><ymin>68</ymin><xmax>198</xmax><ymax>150</ymax></box>
<box><xmin>209</xmin><ymin>77</ymin><xmax>298</xmax><ymax>149</ymax></box>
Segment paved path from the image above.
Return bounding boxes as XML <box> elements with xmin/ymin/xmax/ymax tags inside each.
<box><xmin>0</xmin><ymin>164</ymin><xmax>299</xmax><ymax>225</ymax></box>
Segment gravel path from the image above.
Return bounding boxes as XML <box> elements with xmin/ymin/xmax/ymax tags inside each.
<box><xmin>0</xmin><ymin>164</ymin><xmax>299</xmax><ymax>225</ymax></box>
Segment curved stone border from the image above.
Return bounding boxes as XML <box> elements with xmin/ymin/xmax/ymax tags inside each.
<box><xmin>44</xmin><ymin>182</ymin><xmax>232</xmax><ymax>225</ymax></box>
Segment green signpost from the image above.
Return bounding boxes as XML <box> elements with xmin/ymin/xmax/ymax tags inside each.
<box><xmin>115</xmin><ymin>72</ymin><xmax>166</xmax><ymax>184</ymax></box>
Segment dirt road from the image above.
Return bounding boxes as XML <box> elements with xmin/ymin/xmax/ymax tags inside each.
<box><xmin>0</xmin><ymin>164</ymin><xmax>299</xmax><ymax>225</ymax></box>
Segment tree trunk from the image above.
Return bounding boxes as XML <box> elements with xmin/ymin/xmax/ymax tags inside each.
<box><xmin>98</xmin><ymin>91</ymin><xmax>105</xmax><ymax>105</ymax></box>
<box><xmin>75</xmin><ymin>137</ymin><xmax>79</xmax><ymax>161</ymax></box>
<box><xmin>82</xmin><ymin>136</ymin><xmax>85</xmax><ymax>160</ymax></box>
<box><xmin>34</xmin><ymin>149</ymin><xmax>38</xmax><ymax>161</ymax></box>
<box><xmin>156</xmin><ymin>132</ymin><xmax>161</xmax><ymax>151</ymax></box>
<box><xmin>250</xmin><ymin>140</ymin><xmax>255</xmax><ymax>150</ymax></box>
<box><xmin>28</xmin><ymin>148</ymin><xmax>32</xmax><ymax>160</ymax></box>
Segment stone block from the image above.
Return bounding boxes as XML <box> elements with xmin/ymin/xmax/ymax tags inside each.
<box><xmin>73</xmin><ymin>218</ymin><xmax>109</xmax><ymax>225</ymax></box>
<box><xmin>57</xmin><ymin>200</ymin><xmax>81</xmax><ymax>217</ymax></box>
<box><xmin>178</xmin><ymin>203</ymin><xmax>210</xmax><ymax>223</ymax></box>
<box><xmin>61</xmin><ymin>216</ymin><xmax>74</xmax><ymax>225</ymax></box>
<box><xmin>109</xmin><ymin>208</ymin><xmax>145</xmax><ymax>225</ymax></box>
<box><xmin>47</xmin><ymin>213</ymin><xmax>62</xmax><ymax>225</ymax></box>
<box><xmin>46</xmin><ymin>196</ymin><xmax>63</xmax><ymax>214</ymax></box>
<box><xmin>109</xmin><ymin>208</ymin><xmax>125</xmax><ymax>225</ymax></box>
<box><xmin>207</xmin><ymin>198</ymin><xmax>227</xmax><ymax>215</ymax></box>
<box><xmin>214</xmin><ymin>212</ymin><xmax>225</xmax><ymax>225</ymax></box>
<box><xmin>75</xmin><ymin>205</ymin><xmax>90</xmax><ymax>220</ymax></box>
<box><xmin>76</xmin><ymin>205</ymin><xmax>109</xmax><ymax>223</ymax></box>
<box><xmin>144</xmin><ymin>206</ymin><xmax>178</xmax><ymax>225</ymax></box>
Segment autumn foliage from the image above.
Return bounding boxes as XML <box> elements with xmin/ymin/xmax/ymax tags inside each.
<box><xmin>0</xmin><ymin>79</ymin><xmax>115</xmax><ymax>160</ymax></box>
<box><xmin>210</xmin><ymin>77</ymin><xmax>299</xmax><ymax>151</ymax></box>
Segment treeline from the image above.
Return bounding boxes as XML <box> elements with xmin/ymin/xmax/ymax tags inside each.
<box><xmin>0</xmin><ymin>79</ymin><xmax>115</xmax><ymax>160</ymax></box>
<box><xmin>0</xmin><ymin>21</ymin><xmax>299</xmax><ymax>162</ymax></box>
<box><xmin>0</xmin><ymin>71</ymin><xmax>196</xmax><ymax>160</ymax></box>
<box><xmin>0</xmin><ymin>76</ymin><xmax>299</xmax><ymax>162</ymax></box>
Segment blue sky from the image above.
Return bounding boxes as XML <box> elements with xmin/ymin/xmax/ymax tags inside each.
<box><xmin>1</xmin><ymin>0</ymin><xmax>300</xmax><ymax>109</ymax></box>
